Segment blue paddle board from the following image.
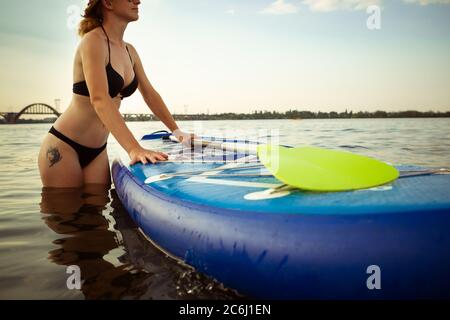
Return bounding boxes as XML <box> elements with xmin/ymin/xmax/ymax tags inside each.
<box><xmin>112</xmin><ymin>131</ymin><xmax>450</xmax><ymax>299</ymax></box>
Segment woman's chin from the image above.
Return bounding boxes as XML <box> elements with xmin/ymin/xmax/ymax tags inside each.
<box><xmin>122</xmin><ymin>13</ymin><xmax>139</xmax><ymax>22</ymax></box>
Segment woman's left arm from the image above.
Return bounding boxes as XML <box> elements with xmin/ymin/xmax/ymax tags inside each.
<box><xmin>127</xmin><ymin>44</ymin><xmax>194</xmax><ymax>142</ymax></box>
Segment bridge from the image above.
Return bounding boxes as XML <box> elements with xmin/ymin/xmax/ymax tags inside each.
<box><xmin>0</xmin><ymin>103</ymin><xmax>61</xmax><ymax>124</ymax></box>
<box><xmin>0</xmin><ymin>103</ymin><xmax>158</xmax><ymax>124</ymax></box>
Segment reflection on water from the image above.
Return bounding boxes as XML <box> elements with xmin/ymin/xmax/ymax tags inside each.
<box><xmin>39</xmin><ymin>185</ymin><xmax>243</xmax><ymax>300</ymax></box>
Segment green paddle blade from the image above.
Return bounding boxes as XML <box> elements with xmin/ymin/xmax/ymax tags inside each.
<box><xmin>257</xmin><ymin>145</ymin><xmax>399</xmax><ymax>191</ymax></box>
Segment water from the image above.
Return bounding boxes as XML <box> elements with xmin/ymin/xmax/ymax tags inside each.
<box><xmin>0</xmin><ymin>118</ymin><xmax>449</xmax><ymax>299</ymax></box>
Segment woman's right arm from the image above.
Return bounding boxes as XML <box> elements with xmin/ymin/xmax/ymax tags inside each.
<box><xmin>79</xmin><ymin>33</ymin><xmax>167</xmax><ymax>165</ymax></box>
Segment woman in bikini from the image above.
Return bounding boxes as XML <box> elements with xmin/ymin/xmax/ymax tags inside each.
<box><xmin>38</xmin><ymin>0</ymin><xmax>193</xmax><ymax>188</ymax></box>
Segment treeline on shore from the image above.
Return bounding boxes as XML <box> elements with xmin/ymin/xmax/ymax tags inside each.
<box><xmin>3</xmin><ymin>109</ymin><xmax>449</xmax><ymax>124</ymax></box>
<box><xmin>123</xmin><ymin>110</ymin><xmax>450</xmax><ymax>121</ymax></box>
<box><xmin>124</xmin><ymin>109</ymin><xmax>450</xmax><ymax>121</ymax></box>
<box><xmin>169</xmin><ymin>110</ymin><xmax>450</xmax><ymax>121</ymax></box>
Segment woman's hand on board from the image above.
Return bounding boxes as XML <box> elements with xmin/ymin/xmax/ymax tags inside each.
<box><xmin>172</xmin><ymin>129</ymin><xmax>197</xmax><ymax>146</ymax></box>
<box><xmin>128</xmin><ymin>146</ymin><xmax>168</xmax><ymax>165</ymax></box>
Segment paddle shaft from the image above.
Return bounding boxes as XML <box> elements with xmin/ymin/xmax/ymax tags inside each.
<box><xmin>191</xmin><ymin>138</ymin><xmax>258</xmax><ymax>154</ymax></box>
<box><xmin>159</xmin><ymin>164</ymin><xmax>264</xmax><ymax>177</ymax></box>
<box><xmin>161</xmin><ymin>173</ymin><xmax>273</xmax><ymax>178</ymax></box>
<box><xmin>158</xmin><ymin>169</ymin><xmax>447</xmax><ymax>181</ymax></box>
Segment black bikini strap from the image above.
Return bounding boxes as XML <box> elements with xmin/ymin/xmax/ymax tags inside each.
<box><xmin>100</xmin><ymin>25</ymin><xmax>111</xmax><ymax>63</ymax></box>
<box><xmin>125</xmin><ymin>45</ymin><xmax>133</xmax><ymax>65</ymax></box>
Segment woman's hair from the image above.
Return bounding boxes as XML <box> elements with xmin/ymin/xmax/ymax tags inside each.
<box><xmin>78</xmin><ymin>0</ymin><xmax>104</xmax><ymax>37</ymax></box>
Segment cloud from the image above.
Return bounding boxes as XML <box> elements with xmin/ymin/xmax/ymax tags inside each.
<box><xmin>302</xmin><ymin>0</ymin><xmax>450</xmax><ymax>12</ymax></box>
<box><xmin>259</xmin><ymin>0</ymin><xmax>299</xmax><ymax>15</ymax></box>
<box><xmin>226</xmin><ymin>9</ymin><xmax>236</xmax><ymax>15</ymax></box>
<box><xmin>402</xmin><ymin>0</ymin><xmax>450</xmax><ymax>4</ymax></box>
<box><xmin>302</xmin><ymin>0</ymin><xmax>382</xmax><ymax>12</ymax></box>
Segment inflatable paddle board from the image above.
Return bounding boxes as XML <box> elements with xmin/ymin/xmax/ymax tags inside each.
<box><xmin>112</xmin><ymin>131</ymin><xmax>450</xmax><ymax>299</ymax></box>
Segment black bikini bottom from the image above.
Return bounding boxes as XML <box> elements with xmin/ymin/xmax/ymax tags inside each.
<box><xmin>49</xmin><ymin>126</ymin><xmax>107</xmax><ymax>168</ymax></box>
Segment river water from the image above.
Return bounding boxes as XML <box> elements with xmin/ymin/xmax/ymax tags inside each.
<box><xmin>0</xmin><ymin>118</ymin><xmax>449</xmax><ymax>299</ymax></box>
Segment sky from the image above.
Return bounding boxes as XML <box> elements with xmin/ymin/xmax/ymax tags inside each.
<box><xmin>0</xmin><ymin>0</ymin><xmax>449</xmax><ymax>114</ymax></box>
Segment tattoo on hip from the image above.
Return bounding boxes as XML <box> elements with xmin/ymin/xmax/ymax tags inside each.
<box><xmin>47</xmin><ymin>147</ymin><xmax>63</xmax><ymax>167</ymax></box>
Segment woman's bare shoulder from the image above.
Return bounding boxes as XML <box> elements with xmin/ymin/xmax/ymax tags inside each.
<box><xmin>125</xmin><ymin>42</ymin><xmax>139</xmax><ymax>55</ymax></box>
<box><xmin>124</xmin><ymin>42</ymin><xmax>141</xmax><ymax>64</ymax></box>
<box><xmin>78</xmin><ymin>28</ymin><xmax>107</xmax><ymax>53</ymax></box>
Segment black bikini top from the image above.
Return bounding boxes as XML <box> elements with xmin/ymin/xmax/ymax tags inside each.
<box><xmin>73</xmin><ymin>25</ymin><xmax>138</xmax><ymax>100</ymax></box>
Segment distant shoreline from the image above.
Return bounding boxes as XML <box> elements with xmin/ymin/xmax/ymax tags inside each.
<box><xmin>1</xmin><ymin>110</ymin><xmax>449</xmax><ymax>124</ymax></box>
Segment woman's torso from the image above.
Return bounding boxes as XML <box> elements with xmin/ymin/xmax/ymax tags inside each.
<box><xmin>53</xmin><ymin>27</ymin><xmax>136</xmax><ymax>148</ymax></box>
